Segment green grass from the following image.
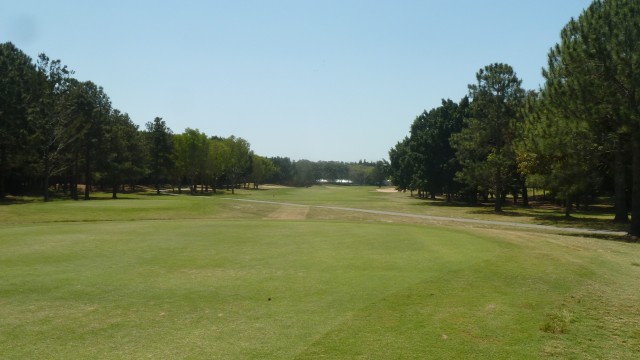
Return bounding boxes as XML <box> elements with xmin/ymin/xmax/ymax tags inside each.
<box><xmin>1</xmin><ymin>186</ymin><xmax>639</xmax><ymax>358</ymax></box>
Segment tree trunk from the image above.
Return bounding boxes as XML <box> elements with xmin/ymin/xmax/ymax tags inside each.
<box><xmin>0</xmin><ymin>145</ymin><xmax>6</xmax><ymax>199</ymax></box>
<box><xmin>71</xmin><ymin>151</ymin><xmax>79</xmax><ymax>200</ymax></box>
<box><xmin>565</xmin><ymin>194</ymin><xmax>572</xmax><ymax>218</ymax></box>
<box><xmin>630</xmin><ymin>135</ymin><xmax>640</xmax><ymax>238</ymax></box>
<box><xmin>84</xmin><ymin>161</ymin><xmax>91</xmax><ymax>200</ymax></box>
<box><xmin>520</xmin><ymin>176</ymin><xmax>529</xmax><ymax>207</ymax></box>
<box><xmin>43</xmin><ymin>152</ymin><xmax>50</xmax><ymax>202</ymax></box>
<box><xmin>84</xmin><ymin>176</ymin><xmax>91</xmax><ymax>200</ymax></box>
<box><xmin>613</xmin><ymin>145</ymin><xmax>629</xmax><ymax>223</ymax></box>
<box><xmin>112</xmin><ymin>183</ymin><xmax>118</xmax><ymax>199</ymax></box>
<box><xmin>494</xmin><ymin>167</ymin><xmax>503</xmax><ymax>213</ymax></box>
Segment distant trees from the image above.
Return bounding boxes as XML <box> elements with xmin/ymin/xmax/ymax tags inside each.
<box><xmin>267</xmin><ymin>157</ymin><xmax>294</xmax><ymax>185</ymax></box>
<box><xmin>174</xmin><ymin>128</ymin><xmax>208</xmax><ymax>194</ymax></box>
<box><xmin>388</xmin><ymin>138</ymin><xmax>412</xmax><ymax>193</ymax></box>
<box><xmin>0</xmin><ymin>44</ymin><xmax>145</xmax><ymax>200</ymax></box>
<box><xmin>104</xmin><ymin>110</ymin><xmax>145</xmax><ymax>198</ymax></box>
<box><xmin>388</xmin><ymin>97</ymin><xmax>469</xmax><ymax>199</ymax></box>
<box><xmin>145</xmin><ymin>117</ymin><xmax>174</xmax><ymax>195</ymax></box>
<box><xmin>0</xmin><ymin>41</ymin><xmax>391</xmax><ymax>202</ymax></box>
<box><xmin>411</xmin><ymin>98</ymin><xmax>467</xmax><ymax>199</ymax></box>
<box><xmin>223</xmin><ymin>136</ymin><xmax>251</xmax><ymax>194</ymax></box>
<box><xmin>257</xmin><ymin>158</ymin><xmax>386</xmax><ymax>187</ymax></box>
<box><xmin>539</xmin><ymin>0</ymin><xmax>639</xmax><ymax>233</ymax></box>
<box><xmin>206</xmin><ymin>137</ymin><xmax>229</xmax><ymax>193</ymax></box>
<box><xmin>388</xmin><ymin>0</ymin><xmax>639</xmax><ymax>237</ymax></box>
<box><xmin>370</xmin><ymin>160</ymin><xmax>390</xmax><ymax>187</ymax></box>
<box><xmin>251</xmin><ymin>154</ymin><xmax>276</xmax><ymax>189</ymax></box>
<box><xmin>31</xmin><ymin>53</ymin><xmax>75</xmax><ymax>202</ymax></box>
<box><xmin>0</xmin><ymin>43</ymin><xmax>35</xmax><ymax>199</ymax></box>
<box><xmin>452</xmin><ymin>63</ymin><xmax>525</xmax><ymax>212</ymax></box>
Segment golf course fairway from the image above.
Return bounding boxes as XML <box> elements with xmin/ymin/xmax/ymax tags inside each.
<box><xmin>1</xmin><ymin>187</ymin><xmax>639</xmax><ymax>359</ymax></box>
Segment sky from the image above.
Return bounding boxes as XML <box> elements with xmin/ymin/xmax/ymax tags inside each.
<box><xmin>2</xmin><ymin>0</ymin><xmax>593</xmax><ymax>162</ymax></box>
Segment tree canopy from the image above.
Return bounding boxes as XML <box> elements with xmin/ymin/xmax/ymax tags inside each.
<box><xmin>389</xmin><ymin>0</ymin><xmax>639</xmax><ymax>236</ymax></box>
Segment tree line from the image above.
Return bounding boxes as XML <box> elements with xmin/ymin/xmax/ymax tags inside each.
<box><xmin>0</xmin><ymin>42</ymin><xmax>387</xmax><ymax>200</ymax></box>
<box><xmin>267</xmin><ymin>158</ymin><xmax>388</xmax><ymax>187</ymax></box>
<box><xmin>388</xmin><ymin>0</ymin><xmax>640</xmax><ymax>237</ymax></box>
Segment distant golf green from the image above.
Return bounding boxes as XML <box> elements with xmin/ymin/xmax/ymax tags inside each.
<box><xmin>1</xmin><ymin>187</ymin><xmax>639</xmax><ymax>359</ymax></box>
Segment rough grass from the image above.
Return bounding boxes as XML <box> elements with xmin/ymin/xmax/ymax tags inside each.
<box><xmin>1</xmin><ymin>186</ymin><xmax>639</xmax><ymax>359</ymax></box>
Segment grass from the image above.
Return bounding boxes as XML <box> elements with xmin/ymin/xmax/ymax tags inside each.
<box><xmin>541</xmin><ymin>309</ymin><xmax>572</xmax><ymax>334</ymax></box>
<box><xmin>1</xmin><ymin>186</ymin><xmax>639</xmax><ymax>358</ymax></box>
<box><xmin>235</xmin><ymin>186</ymin><xmax>630</xmax><ymax>233</ymax></box>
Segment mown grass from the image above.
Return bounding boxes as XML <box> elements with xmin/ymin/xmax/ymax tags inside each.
<box><xmin>228</xmin><ymin>186</ymin><xmax>629</xmax><ymax>235</ymax></box>
<box><xmin>1</xmin><ymin>186</ymin><xmax>639</xmax><ymax>358</ymax></box>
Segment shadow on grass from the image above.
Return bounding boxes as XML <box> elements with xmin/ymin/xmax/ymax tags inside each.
<box><xmin>0</xmin><ymin>196</ymin><xmax>38</xmax><ymax>205</ymax></box>
<box><xmin>564</xmin><ymin>232</ymin><xmax>635</xmax><ymax>244</ymax></box>
<box><xmin>140</xmin><ymin>190</ymin><xmax>231</xmax><ymax>197</ymax></box>
<box><xmin>412</xmin><ymin>197</ymin><xmax>485</xmax><ymax>208</ymax></box>
<box><xmin>410</xmin><ymin>196</ymin><xmax>630</xmax><ymax>233</ymax></box>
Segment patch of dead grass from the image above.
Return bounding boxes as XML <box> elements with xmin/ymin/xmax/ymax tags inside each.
<box><xmin>266</xmin><ymin>206</ymin><xmax>309</xmax><ymax>220</ymax></box>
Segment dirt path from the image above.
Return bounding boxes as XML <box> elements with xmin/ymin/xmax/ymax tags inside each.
<box><xmin>227</xmin><ymin>198</ymin><xmax>627</xmax><ymax>236</ymax></box>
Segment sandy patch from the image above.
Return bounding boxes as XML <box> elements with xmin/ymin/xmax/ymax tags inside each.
<box><xmin>375</xmin><ymin>187</ymin><xmax>398</xmax><ymax>193</ymax></box>
<box><xmin>266</xmin><ymin>205</ymin><xmax>310</xmax><ymax>220</ymax></box>
<box><xmin>260</xmin><ymin>184</ymin><xmax>291</xmax><ymax>189</ymax></box>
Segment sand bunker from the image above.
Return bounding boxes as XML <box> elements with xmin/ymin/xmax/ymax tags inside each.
<box><xmin>375</xmin><ymin>187</ymin><xmax>398</xmax><ymax>193</ymax></box>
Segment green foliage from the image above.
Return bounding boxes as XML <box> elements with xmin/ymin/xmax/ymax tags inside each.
<box><xmin>0</xmin><ymin>43</ymin><xmax>35</xmax><ymax>198</ymax></box>
<box><xmin>145</xmin><ymin>117</ymin><xmax>174</xmax><ymax>194</ymax></box>
<box><xmin>292</xmin><ymin>159</ymin><xmax>317</xmax><ymax>187</ymax></box>
<box><xmin>224</xmin><ymin>136</ymin><xmax>252</xmax><ymax>193</ymax></box>
<box><xmin>410</xmin><ymin>98</ymin><xmax>467</xmax><ymax>197</ymax></box>
<box><xmin>102</xmin><ymin>110</ymin><xmax>145</xmax><ymax>198</ymax></box>
<box><xmin>30</xmin><ymin>53</ymin><xmax>76</xmax><ymax>201</ymax></box>
<box><xmin>369</xmin><ymin>159</ymin><xmax>389</xmax><ymax>187</ymax></box>
<box><xmin>0</xmin><ymin>43</ymin><xmax>267</xmax><ymax>199</ymax></box>
<box><xmin>541</xmin><ymin>0</ymin><xmax>640</xmax><ymax>231</ymax></box>
<box><xmin>389</xmin><ymin>98</ymin><xmax>468</xmax><ymax>197</ymax></box>
<box><xmin>206</xmin><ymin>137</ymin><xmax>230</xmax><ymax>191</ymax></box>
<box><xmin>389</xmin><ymin>137</ymin><xmax>413</xmax><ymax>191</ymax></box>
<box><xmin>521</xmin><ymin>92</ymin><xmax>603</xmax><ymax>216</ymax></box>
<box><xmin>452</xmin><ymin>63</ymin><xmax>525</xmax><ymax>210</ymax></box>
<box><xmin>173</xmin><ymin>128</ymin><xmax>208</xmax><ymax>193</ymax></box>
<box><xmin>250</xmin><ymin>154</ymin><xmax>276</xmax><ymax>188</ymax></box>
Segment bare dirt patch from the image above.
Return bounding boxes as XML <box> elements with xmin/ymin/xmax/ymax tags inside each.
<box><xmin>266</xmin><ymin>205</ymin><xmax>310</xmax><ymax>220</ymax></box>
<box><xmin>260</xmin><ymin>184</ymin><xmax>292</xmax><ymax>190</ymax></box>
<box><xmin>375</xmin><ymin>187</ymin><xmax>398</xmax><ymax>193</ymax></box>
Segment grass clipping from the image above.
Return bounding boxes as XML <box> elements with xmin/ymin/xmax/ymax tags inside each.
<box><xmin>541</xmin><ymin>308</ymin><xmax>572</xmax><ymax>334</ymax></box>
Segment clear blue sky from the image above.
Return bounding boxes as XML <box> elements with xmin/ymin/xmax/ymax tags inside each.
<box><xmin>2</xmin><ymin>0</ymin><xmax>592</xmax><ymax>162</ymax></box>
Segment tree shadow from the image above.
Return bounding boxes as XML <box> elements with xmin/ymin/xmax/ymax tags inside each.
<box><xmin>563</xmin><ymin>232</ymin><xmax>635</xmax><ymax>244</ymax></box>
<box><xmin>409</xmin><ymin>196</ymin><xmax>629</xmax><ymax>233</ymax></box>
<box><xmin>411</xmin><ymin>197</ymin><xmax>486</xmax><ymax>208</ymax></box>
<box><xmin>0</xmin><ymin>197</ymin><xmax>34</xmax><ymax>205</ymax></box>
